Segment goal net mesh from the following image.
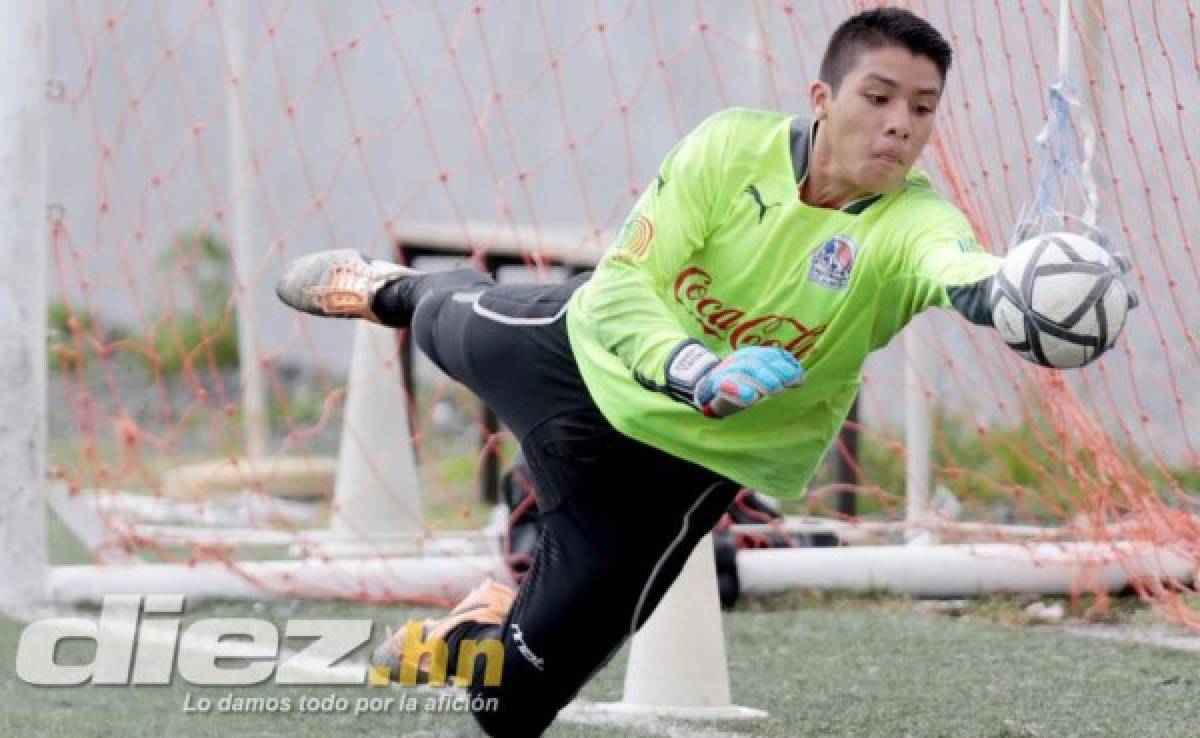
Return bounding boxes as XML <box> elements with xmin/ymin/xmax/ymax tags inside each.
<box><xmin>45</xmin><ymin>1</ymin><xmax>1200</xmax><ymax>619</ymax></box>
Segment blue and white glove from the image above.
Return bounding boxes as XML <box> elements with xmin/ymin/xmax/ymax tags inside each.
<box><xmin>665</xmin><ymin>340</ymin><xmax>805</xmax><ymax>418</ymax></box>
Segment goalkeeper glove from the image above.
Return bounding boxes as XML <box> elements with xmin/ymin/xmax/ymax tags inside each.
<box><xmin>665</xmin><ymin>340</ymin><xmax>805</xmax><ymax>418</ymax></box>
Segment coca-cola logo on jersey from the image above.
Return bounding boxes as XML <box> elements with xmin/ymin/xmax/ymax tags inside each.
<box><xmin>673</xmin><ymin>267</ymin><xmax>826</xmax><ymax>359</ymax></box>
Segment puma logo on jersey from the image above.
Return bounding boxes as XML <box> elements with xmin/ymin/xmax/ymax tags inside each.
<box><xmin>744</xmin><ymin>185</ymin><xmax>781</xmax><ymax>224</ymax></box>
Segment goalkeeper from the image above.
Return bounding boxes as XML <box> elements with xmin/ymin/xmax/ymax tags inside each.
<box><xmin>279</xmin><ymin>8</ymin><xmax>1022</xmax><ymax>736</ymax></box>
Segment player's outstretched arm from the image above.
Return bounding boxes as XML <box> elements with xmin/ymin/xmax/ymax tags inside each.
<box><xmin>901</xmin><ymin>212</ymin><xmax>1001</xmax><ymax>323</ymax></box>
<box><xmin>946</xmin><ymin>277</ymin><xmax>995</xmax><ymax>326</ymax></box>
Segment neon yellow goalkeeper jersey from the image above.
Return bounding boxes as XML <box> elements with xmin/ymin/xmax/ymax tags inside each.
<box><xmin>565</xmin><ymin>107</ymin><xmax>1000</xmax><ymax>498</ymax></box>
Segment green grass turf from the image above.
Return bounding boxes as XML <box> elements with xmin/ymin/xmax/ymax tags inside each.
<box><xmin>11</xmin><ymin>511</ymin><xmax>1195</xmax><ymax>736</ymax></box>
<box><xmin>2</xmin><ymin>594</ymin><xmax>1198</xmax><ymax>738</ymax></box>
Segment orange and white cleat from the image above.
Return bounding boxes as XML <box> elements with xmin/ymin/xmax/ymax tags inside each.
<box><xmin>370</xmin><ymin>578</ymin><xmax>516</xmax><ymax>686</ymax></box>
<box><xmin>275</xmin><ymin>248</ymin><xmax>418</xmax><ymax>323</ymax></box>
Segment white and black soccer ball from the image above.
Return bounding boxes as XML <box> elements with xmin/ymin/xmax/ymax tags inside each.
<box><xmin>991</xmin><ymin>232</ymin><xmax>1135</xmax><ymax>369</ymax></box>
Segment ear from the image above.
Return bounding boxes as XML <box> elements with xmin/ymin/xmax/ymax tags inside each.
<box><xmin>809</xmin><ymin>80</ymin><xmax>832</xmax><ymax>121</ymax></box>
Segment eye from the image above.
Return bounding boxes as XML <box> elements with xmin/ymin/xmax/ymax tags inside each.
<box><xmin>864</xmin><ymin>94</ymin><xmax>888</xmax><ymax>106</ymax></box>
<box><xmin>914</xmin><ymin>105</ymin><xmax>934</xmax><ymax>116</ymax></box>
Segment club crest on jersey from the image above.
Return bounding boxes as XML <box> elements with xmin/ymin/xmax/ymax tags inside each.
<box><xmin>807</xmin><ymin>235</ymin><xmax>858</xmax><ymax>291</ymax></box>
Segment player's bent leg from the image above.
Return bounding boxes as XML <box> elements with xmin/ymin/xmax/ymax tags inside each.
<box><xmin>279</xmin><ymin>255</ymin><xmax>589</xmax><ymax>441</ymax></box>
<box><xmin>454</xmin><ymin>423</ymin><xmax>741</xmax><ymax>736</ymax></box>
<box><xmin>274</xmin><ymin>249</ymin><xmax>421</xmax><ymax>324</ymax></box>
<box><xmin>276</xmin><ymin>251</ymin><xmax>505</xmax><ymax>388</ymax></box>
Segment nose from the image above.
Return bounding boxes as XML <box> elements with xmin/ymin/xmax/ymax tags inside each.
<box><xmin>885</xmin><ymin>121</ymin><xmax>911</xmax><ymax>140</ymax></box>
<box><xmin>885</xmin><ymin>107</ymin><xmax>912</xmax><ymax>140</ymax></box>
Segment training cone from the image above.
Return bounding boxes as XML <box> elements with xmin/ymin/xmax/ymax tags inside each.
<box><xmin>563</xmin><ymin>532</ymin><xmax>767</xmax><ymax>724</ymax></box>
<box><xmin>328</xmin><ymin>321</ymin><xmax>423</xmax><ymax>545</ymax></box>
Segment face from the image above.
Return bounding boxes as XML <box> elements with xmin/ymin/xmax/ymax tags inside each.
<box><xmin>809</xmin><ymin>44</ymin><xmax>943</xmax><ymax>194</ymax></box>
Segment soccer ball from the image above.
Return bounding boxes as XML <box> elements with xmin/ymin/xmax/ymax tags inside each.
<box><xmin>990</xmin><ymin>232</ymin><xmax>1133</xmax><ymax>369</ymax></box>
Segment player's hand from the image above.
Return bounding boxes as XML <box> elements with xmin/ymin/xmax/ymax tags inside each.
<box><xmin>665</xmin><ymin>341</ymin><xmax>805</xmax><ymax>418</ymax></box>
<box><xmin>696</xmin><ymin>347</ymin><xmax>806</xmax><ymax>417</ymax></box>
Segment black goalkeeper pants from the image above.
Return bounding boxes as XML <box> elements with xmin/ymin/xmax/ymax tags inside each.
<box><xmin>384</xmin><ymin>267</ymin><xmax>740</xmax><ymax>737</ymax></box>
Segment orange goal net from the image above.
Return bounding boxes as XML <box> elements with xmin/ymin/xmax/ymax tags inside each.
<box><xmin>41</xmin><ymin>1</ymin><xmax>1200</xmax><ymax>623</ymax></box>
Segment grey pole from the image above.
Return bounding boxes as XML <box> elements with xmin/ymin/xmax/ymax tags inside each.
<box><xmin>0</xmin><ymin>0</ymin><xmax>48</xmax><ymax>617</ymax></box>
<box><xmin>222</xmin><ymin>0</ymin><xmax>269</xmax><ymax>458</ymax></box>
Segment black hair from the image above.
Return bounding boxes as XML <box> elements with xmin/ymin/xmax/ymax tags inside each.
<box><xmin>818</xmin><ymin>8</ymin><xmax>953</xmax><ymax>93</ymax></box>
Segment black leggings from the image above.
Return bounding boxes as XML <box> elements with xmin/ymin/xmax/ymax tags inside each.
<box><xmin>400</xmin><ymin>268</ymin><xmax>739</xmax><ymax>737</ymax></box>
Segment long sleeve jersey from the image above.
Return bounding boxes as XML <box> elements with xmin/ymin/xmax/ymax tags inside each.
<box><xmin>565</xmin><ymin>107</ymin><xmax>1000</xmax><ymax>498</ymax></box>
